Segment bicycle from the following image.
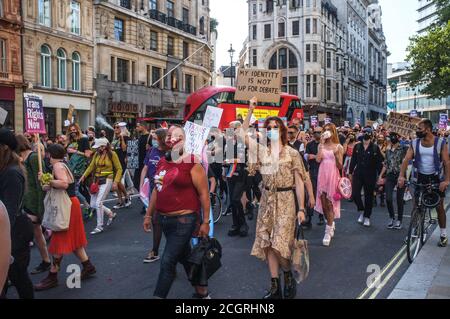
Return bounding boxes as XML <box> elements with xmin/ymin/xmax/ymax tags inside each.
<box><xmin>406</xmin><ymin>182</ymin><xmax>439</xmax><ymax>264</ymax></box>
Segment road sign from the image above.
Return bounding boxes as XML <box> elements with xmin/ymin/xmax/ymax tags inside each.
<box><xmin>389</xmin><ymin>80</ymin><xmax>398</xmax><ymax>93</ymax></box>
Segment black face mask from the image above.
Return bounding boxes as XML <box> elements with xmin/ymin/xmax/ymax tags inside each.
<box><xmin>363</xmin><ymin>133</ymin><xmax>372</xmax><ymax>141</ymax></box>
<box><xmin>416</xmin><ymin>131</ymin><xmax>426</xmax><ymax>139</ymax></box>
<box><xmin>165</xmin><ymin>148</ymin><xmax>183</xmax><ymax>162</ymax></box>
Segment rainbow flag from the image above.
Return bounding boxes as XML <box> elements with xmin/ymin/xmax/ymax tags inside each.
<box><xmin>226</xmin><ymin>161</ymin><xmax>238</xmax><ymax>178</ymax></box>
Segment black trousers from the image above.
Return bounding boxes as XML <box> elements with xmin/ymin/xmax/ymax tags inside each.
<box><xmin>1</xmin><ymin>248</ymin><xmax>34</xmax><ymax>299</ymax></box>
<box><xmin>306</xmin><ymin>175</ymin><xmax>318</xmax><ymax>218</ymax></box>
<box><xmin>245</xmin><ymin>173</ymin><xmax>262</xmax><ymax>203</ymax></box>
<box><xmin>352</xmin><ymin>173</ymin><xmax>377</xmax><ymax>218</ymax></box>
<box><xmin>228</xmin><ymin>178</ymin><xmax>248</xmax><ymax>231</ymax></box>
<box><xmin>385</xmin><ymin>174</ymin><xmax>405</xmax><ymax>222</ymax></box>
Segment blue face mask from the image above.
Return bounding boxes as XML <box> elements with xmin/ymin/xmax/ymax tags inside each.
<box><xmin>152</xmin><ymin>140</ymin><xmax>159</xmax><ymax>148</ymax></box>
<box><xmin>267</xmin><ymin>129</ymin><xmax>279</xmax><ymax>141</ymax></box>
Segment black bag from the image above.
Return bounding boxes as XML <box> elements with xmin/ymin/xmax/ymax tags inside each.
<box><xmin>187</xmin><ymin>237</ymin><xmax>222</xmax><ymax>286</ymax></box>
<box><xmin>11</xmin><ymin>212</ymin><xmax>34</xmax><ymax>253</ymax></box>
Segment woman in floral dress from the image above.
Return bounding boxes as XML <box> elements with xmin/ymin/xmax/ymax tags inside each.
<box><xmin>242</xmin><ymin>98</ymin><xmax>315</xmax><ymax>300</ymax></box>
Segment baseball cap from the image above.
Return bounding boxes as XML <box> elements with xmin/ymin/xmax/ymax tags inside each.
<box><xmin>0</xmin><ymin>128</ymin><xmax>18</xmax><ymax>151</ymax></box>
<box><xmin>92</xmin><ymin>138</ymin><xmax>109</xmax><ymax>149</ymax></box>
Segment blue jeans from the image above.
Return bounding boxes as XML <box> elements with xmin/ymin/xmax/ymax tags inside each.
<box><xmin>153</xmin><ymin>213</ymin><xmax>198</xmax><ymax>299</ymax></box>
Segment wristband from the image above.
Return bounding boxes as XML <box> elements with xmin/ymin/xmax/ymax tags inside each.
<box><xmin>144</xmin><ymin>215</ymin><xmax>152</xmax><ymax>220</ymax></box>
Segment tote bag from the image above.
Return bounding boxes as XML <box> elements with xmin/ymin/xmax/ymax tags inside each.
<box><xmin>42</xmin><ymin>188</ymin><xmax>72</xmax><ymax>231</ymax></box>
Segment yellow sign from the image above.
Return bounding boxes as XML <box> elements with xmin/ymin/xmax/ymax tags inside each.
<box><xmin>236</xmin><ymin>108</ymin><xmax>280</xmax><ymax>120</ymax></box>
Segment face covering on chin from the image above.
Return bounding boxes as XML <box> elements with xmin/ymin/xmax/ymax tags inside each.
<box><xmin>416</xmin><ymin>131</ymin><xmax>426</xmax><ymax>139</ymax></box>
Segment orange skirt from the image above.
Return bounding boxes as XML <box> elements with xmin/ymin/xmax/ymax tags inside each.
<box><xmin>48</xmin><ymin>197</ymin><xmax>88</xmax><ymax>255</ymax></box>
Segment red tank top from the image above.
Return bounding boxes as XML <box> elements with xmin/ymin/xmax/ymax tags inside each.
<box><xmin>154</xmin><ymin>156</ymin><xmax>201</xmax><ymax>214</ymax></box>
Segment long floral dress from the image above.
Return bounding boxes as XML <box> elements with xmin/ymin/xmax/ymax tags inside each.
<box><xmin>248</xmin><ymin>141</ymin><xmax>310</xmax><ymax>261</ymax></box>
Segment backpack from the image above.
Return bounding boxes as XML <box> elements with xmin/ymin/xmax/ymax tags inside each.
<box><xmin>411</xmin><ymin>137</ymin><xmax>445</xmax><ymax>183</ymax></box>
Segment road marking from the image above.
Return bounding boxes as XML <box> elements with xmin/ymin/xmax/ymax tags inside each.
<box><xmin>357</xmin><ymin>245</ymin><xmax>406</xmax><ymax>299</ymax></box>
<box><xmin>368</xmin><ymin>253</ymin><xmax>408</xmax><ymax>299</ymax></box>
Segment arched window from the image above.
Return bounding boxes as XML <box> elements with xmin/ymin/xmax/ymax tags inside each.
<box><xmin>40</xmin><ymin>45</ymin><xmax>51</xmax><ymax>87</ymax></box>
<box><xmin>268</xmin><ymin>47</ymin><xmax>298</xmax><ymax>70</ymax></box>
<box><xmin>72</xmin><ymin>52</ymin><xmax>81</xmax><ymax>91</ymax></box>
<box><xmin>57</xmin><ymin>48</ymin><xmax>67</xmax><ymax>89</ymax></box>
<box><xmin>360</xmin><ymin>111</ymin><xmax>366</xmax><ymax>126</ymax></box>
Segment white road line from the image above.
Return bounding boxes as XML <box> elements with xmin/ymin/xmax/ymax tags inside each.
<box><xmin>100</xmin><ymin>194</ymin><xmax>140</xmax><ymax>204</ymax></box>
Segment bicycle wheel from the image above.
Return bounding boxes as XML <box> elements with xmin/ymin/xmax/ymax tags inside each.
<box><xmin>213</xmin><ymin>190</ymin><xmax>223</xmax><ymax>224</ymax></box>
<box><xmin>407</xmin><ymin>207</ymin><xmax>425</xmax><ymax>264</ymax></box>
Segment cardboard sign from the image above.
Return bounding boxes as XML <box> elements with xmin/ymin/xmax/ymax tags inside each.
<box><xmin>203</xmin><ymin>106</ymin><xmax>223</xmax><ymax>128</ymax></box>
<box><xmin>344</xmin><ymin>121</ymin><xmax>350</xmax><ymax>128</ymax></box>
<box><xmin>235</xmin><ymin>69</ymin><xmax>282</xmax><ymax>103</ymax></box>
<box><xmin>367</xmin><ymin>120</ymin><xmax>375</xmax><ymax>127</ymax></box>
<box><xmin>318</xmin><ymin>114</ymin><xmax>326</xmax><ymax>122</ymax></box>
<box><xmin>236</xmin><ymin>108</ymin><xmax>279</xmax><ymax>120</ymax></box>
<box><xmin>0</xmin><ymin>107</ymin><xmax>7</xmax><ymax>126</ymax></box>
<box><xmin>24</xmin><ymin>93</ymin><xmax>46</xmax><ymax>134</ymax></box>
<box><xmin>439</xmin><ymin>114</ymin><xmax>448</xmax><ymax>130</ymax></box>
<box><xmin>384</xmin><ymin>112</ymin><xmax>421</xmax><ymax>138</ymax></box>
<box><xmin>184</xmin><ymin>121</ymin><xmax>211</xmax><ymax>156</ymax></box>
<box><xmin>127</xmin><ymin>139</ymin><xmax>139</xmax><ymax>169</ymax></box>
<box><xmin>311</xmin><ymin>116</ymin><xmax>318</xmax><ymax>127</ymax></box>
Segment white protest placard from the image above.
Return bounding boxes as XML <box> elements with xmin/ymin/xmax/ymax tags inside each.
<box><xmin>184</xmin><ymin>121</ymin><xmax>211</xmax><ymax>156</ymax></box>
<box><xmin>0</xmin><ymin>107</ymin><xmax>7</xmax><ymax>126</ymax></box>
<box><xmin>203</xmin><ymin>106</ymin><xmax>223</xmax><ymax>128</ymax></box>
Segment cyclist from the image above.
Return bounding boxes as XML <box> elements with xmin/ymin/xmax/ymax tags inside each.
<box><xmin>398</xmin><ymin>119</ymin><xmax>450</xmax><ymax>247</ymax></box>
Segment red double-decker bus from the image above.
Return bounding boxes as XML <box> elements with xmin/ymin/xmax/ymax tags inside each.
<box><xmin>184</xmin><ymin>86</ymin><xmax>303</xmax><ymax>129</ymax></box>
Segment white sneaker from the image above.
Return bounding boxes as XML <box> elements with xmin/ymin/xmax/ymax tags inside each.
<box><xmin>107</xmin><ymin>213</ymin><xmax>117</xmax><ymax>227</ymax></box>
<box><xmin>90</xmin><ymin>227</ymin><xmax>104</xmax><ymax>235</ymax></box>
<box><xmin>323</xmin><ymin>226</ymin><xmax>332</xmax><ymax>247</ymax></box>
<box><xmin>387</xmin><ymin>219</ymin><xmax>395</xmax><ymax>229</ymax></box>
<box><xmin>124</xmin><ymin>199</ymin><xmax>132</xmax><ymax>208</ymax></box>
<box><xmin>358</xmin><ymin>214</ymin><xmax>364</xmax><ymax>224</ymax></box>
<box><xmin>330</xmin><ymin>222</ymin><xmax>336</xmax><ymax>238</ymax></box>
<box><xmin>394</xmin><ymin>220</ymin><xmax>402</xmax><ymax>230</ymax></box>
<box><xmin>363</xmin><ymin>218</ymin><xmax>371</xmax><ymax>227</ymax></box>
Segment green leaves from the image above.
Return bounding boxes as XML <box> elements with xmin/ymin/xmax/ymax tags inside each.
<box><xmin>406</xmin><ymin>21</ymin><xmax>450</xmax><ymax>99</ymax></box>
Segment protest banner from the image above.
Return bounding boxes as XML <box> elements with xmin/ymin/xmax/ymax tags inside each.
<box><xmin>344</xmin><ymin>121</ymin><xmax>350</xmax><ymax>128</ymax></box>
<box><xmin>184</xmin><ymin>121</ymin><xmax>211</xmax><ymax>156</ymax></box>
<box><xmin>127</xmin><ymin>139</ymin><xmax>139</xmax><ymax>169</ymax></box>
<box><xmin>236</xmin><ymin>108</ymin><xmax>279</xmax><ymax>120</ymax></box>
<box><xmin>325</xmin><ymin>118</ymin><xmax>332</xmax><ymax>125</ymax></box>
<box><xmin>410</xmin><ymin>110</ymin><xmax>418</xmax><ymax>118</ymax></box>
<box><xmin>0</xmin><ymin>107</ymin><xmax>7</xmax><ymax>126</ymax></box>
<box><xmin>439</xmin><ymin>114</ymin><xmax>448</xmax><ymax>130</ymax></box>
<box><xmin>311</xmin><ymin>116</ymin><xmax>318</xmax><ymax>127</ymax></box>
<box><xmin>367</xmin><ymin>120</ymin><xmax>375</xmax><ymax>127</ymax></box>
<box><xmin>235</xmin><ymin>69</ymin><xmax>282</xmax><ymax>103</ymax></box>
<box><xmin>318</xmin><ymin>113</ymin><xmax>326</xmax><ymax>122</ymax></box>
<box><xmin>24</xmin><ymin>93</ymin><xmax>46</xmax><ymax>174</ymax></box>
<box><xmin>203</xmin><ymin>106</ymin><xmax>223</xmax><ymax>128</ymax></box>
<box><xmin>384</xmin><ymin>112</ymin><xmax>421</xmax><ymax>138</ymax></box>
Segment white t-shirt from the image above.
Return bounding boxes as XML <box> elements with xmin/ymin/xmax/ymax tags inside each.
<box><xmin>418</xmin><ymin>142</ymin><xmax>435</xmax><ymax>175</ymax></box>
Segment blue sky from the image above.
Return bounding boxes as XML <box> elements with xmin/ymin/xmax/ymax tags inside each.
<box><xmin>211</xmin><ymin>0</ymin><xmax>417</xmax><ymax>69</ymax></box>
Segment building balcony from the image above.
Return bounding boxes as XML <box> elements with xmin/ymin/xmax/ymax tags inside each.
<box><xmin>148</xmin><ymin>10</ymin><xmax>197</xmax><ymax>36</ymax></box>
<box><xmin>0</xmin><ymin>72</ymin><xmax>8</xmax><ymax>80</ymax></box>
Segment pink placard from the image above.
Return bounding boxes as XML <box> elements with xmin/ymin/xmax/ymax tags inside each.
<box><xmin>24</xmin><ymin>94</ymin><xmax>46</xmax><ymax>134</ymax></box>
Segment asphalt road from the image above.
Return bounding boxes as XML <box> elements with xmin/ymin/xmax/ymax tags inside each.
<box><xmin>10</xmin><ymin>195</ymin><xmax>415</xmax><ymax>299</ymax></box>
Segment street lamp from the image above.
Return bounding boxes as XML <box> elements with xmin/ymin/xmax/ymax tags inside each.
<box><xmin>228</xmin><ymin>43</ymin><xmax>235</xmax><ymax>87</ymax></box>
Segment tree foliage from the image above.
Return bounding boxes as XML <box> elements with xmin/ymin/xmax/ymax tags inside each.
<box><xmin>435</xmin><ymin>0</ymin><xmax>450</xmax><ymax>25</ymax></box>
<box><xmin>406</xmin><ymin>20</ymin><xmax>450</xmax><ymax>99</ymax></box>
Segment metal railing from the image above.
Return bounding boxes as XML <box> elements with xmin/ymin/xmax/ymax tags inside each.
<box><xmin>148</xmin><ymin>10</ymin><xmax>197</xmax><ymax>36</ymax></box>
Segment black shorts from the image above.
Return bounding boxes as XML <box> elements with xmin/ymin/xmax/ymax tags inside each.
<box><xmin>416</xmin><ymin>173</ymin><xmax>446</xmax><ymax>198</ymax></box>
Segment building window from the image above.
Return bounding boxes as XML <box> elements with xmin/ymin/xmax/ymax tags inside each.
<box><xmin>182</xmin><ymin>8</ymin><xmax>189</xmax><ymax>24</ymax></box>
<box><xmin>150</xmin><ymin>31</ymin><xmax>158</xmax><ymax>51</ymax></box>
<box><xmin>313</xmin><ymin>44</ymin><xmax>318</xmax><ymax>62</ymax></box>
<box><xmin>167</xmin><ymin>36</ymin><xmax>174</xmax><ymax>56</ymax></box>
<box><xmin>152</xmin><ymin>66</ymin><xmax>161</xmax><ymax>88</ymax></box>
<box><xmin>166</xmin><ymin>1</ymin><xmax>174</xmax><ymax>17</ymax></box>
<box><xmin>252</xmin><ymin>49</ymin><xmax>257</xmax><ymax>67</ymax></box>
<box><xmin>253</xmin><ymin>3</ymin><xmax>257</xmax><ymax>15</ymax></box>
<box><xmin>57</xmin><ymin>49</ymin><xmax>67</xmax><ymax>89</ymax></box>
<box><xmin>306</xmin><ymin>75</ymin><xmax>311</xmax><ymax>98</ymax></box>
<box><xmin>117</xmin><ymin>58</ymin><xmax>128</xmax><ymax>83</ymax></box>
<box><xmin>306</xmin><ymin>44</ymin><xmax>311</xmax><ymax>62</ymax></box>
<box><xmin>40</xmin><ymin>45</ymin><xmax>51</xmax><ymax>88</ymax></box>
<box><xmin>72</xmin><ymin>52</ymin><xmax>81</xmax><ymax>91</ymax></box>
<box><xmin>313</xmin><ymin>75</ymin><xmax>317</xmax><ymax>97</ymax></box>
<box><xmin>264</xmin><ymin>24</ymin><xmax>271</xmax><ymax>39</ymax></box>
<box><xmin>120</xmin><ymin>0</ymin><xmax>131</xmax><ymax>9</ymax></box>
<box><xmin>278</xmin><ymin>48</ymin><xmax>287</xmax><ymax>69</ymax></box>
<box><xmin>278</xmin><ymin>22</ymin><xmax>285</xmax><ymax>37</ymax></box>
<box><xmin>0</xmin><ymin>39</ymin><xmax>6</xmax><ymax>74</ymax></box>
<box><xmin>268</xmin><ymin>48</ymin><xmax>298</xmax><ymax>70</ymax></box>
<box><xmin>71</xmin><ymin>1</ymin><xmax>81</xmax><ymax>35</ymax></box>
<box><xmin>183</xmin><ymin>41</ymin><xmax>189</xmax><ymax>59</ymax></box>
<box><xmin>336</xmin><ymin>82</ymin><xmax>340</xmax><ymax>103</ymax></box>
<box><xmin>39</xmin><ymin>0</ymin><xmax>51</xmax><ymax>27</ymax></box>
<box><xmin>199</xmin><ymin>17</ymin><xmax>205</xmax><ymax>35</ymax></box>
<box><xmin>266</xmin><ymin>0</ymin><xmax>274</xmax><ymax>13</ymax></box>
<box><xmin>327</xmin><ymin>51</ymin><xmax>331</xmax><ymax>69</ymax></box>
<box><xmin>0</xmin><ymin>0</ymin><xmax>3</xmax><ymax>17</ymax></box>
<box><xmin>114</xmin><ymin>18</ymin><xmax>124</xmax><ymax>41</ymax></box>
<box><xmin>110</xmin><ymin>57</ymin><xmax>116</xmax><ymax>81</ymax></box>
<box><xmin>185</xmin><ymin>74</ymin><xmax>193</xmax><ymax>93</ymax></box>
<box><xmin>327</xmin><ymin>80</ymin><xmax>331</xmax><ymax>101</ymax></box>
<box><xmin>292</xmin><ymin>20</ymin><xmax>299</xmax><ymax>36</ymax></box>
<box><xmin>288</xmin><ymin>76</ymin><xmax>298</xmax><ymax>96</ymax></box>
<box><xmin>149</xmin><ymin>0</ymin><xmax>157</xmax><ymax>11</ymax></box>
<box><xmin>252</xmin><ymin>25</ymin><xmax>257</xmax><ymax>40</ymax></box>
<box><xmin>313</xmin><ymin>18</ymin><xmax>318</xmax><ymax>34</ymax></box>
<box><xmin>305</xmin><ymin>18</ymin><xmax>311</xmax><ymax>34</ymax></box>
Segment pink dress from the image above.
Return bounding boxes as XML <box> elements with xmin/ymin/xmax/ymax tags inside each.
<box><xmin>315</xmin><ymin>148</ymin><xmax>341</xmax><ymax>219</ymax></box>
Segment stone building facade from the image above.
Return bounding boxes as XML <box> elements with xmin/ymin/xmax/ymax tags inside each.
<box><xmin>22</xmin><ymin>0</ymin><xmax>95</xmax><ymax>137</ymax></box>
<box><xmin>0</xmin><ymin>0</ymin><xmax>23</xmax><ymax>131</ymax></box>
<box><xmin>94</xmin><ymin>0</ymin><xmax>212</xmax><ymax>128</ymax></box>
<box><xmin>246</xmin><ymin>0</ymin><xmax>347</xmax><ymax>124</ymax></box>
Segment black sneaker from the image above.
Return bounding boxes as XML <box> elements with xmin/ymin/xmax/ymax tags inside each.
<box><xmin>192</xmin><ymin>293</ymin><xmax>211</xmax><ymax>299</ymax></box>
<box><xmin>387</xmin><ymin>219</ymin><xmax>395</xmax><ymax>229</ymax></box>
<box><xmin>31</xmin><ymin>261</ymin><xmax>51</xmax><ymax>275</ymax></box>
<box><xmin>228</xmin><ymin>228</ymin><xmax>240</xmax><ymax>237</ymax></box>
<box><xmin>438</xmin><ymin>236</ymin><xmax>448</xmax><ymax>248</ymax></box>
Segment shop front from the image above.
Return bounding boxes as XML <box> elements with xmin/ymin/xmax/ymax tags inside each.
<box><xmin>106</xmin><ymin>101</ymin><xmax>140</xmax><ymax>132</ymax></box>
<box><xmin>0</xmin><ymin>85</ymin><xmax>21</xmax><ymax>131</ymax></box>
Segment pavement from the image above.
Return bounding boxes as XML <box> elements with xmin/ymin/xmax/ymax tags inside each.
<box><xmin>6</xmin><ymin>193</ymin><xmax>432</xmax><ymax>299</ymax></box>
<box><xmin>388</xmin><ymin>191</ymin><xmax>450</xmax><ymax>299</ymax></box>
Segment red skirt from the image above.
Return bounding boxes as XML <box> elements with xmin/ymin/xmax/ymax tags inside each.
<box><xmin>48</xmin><ymin>197</ymin><xmax>88</xmax><ymax>255</ymax></box>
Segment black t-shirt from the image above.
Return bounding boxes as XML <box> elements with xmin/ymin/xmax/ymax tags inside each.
<box><xmin>138</xmin><ymin>134</ymin><xmax>150</xmax><ymax>168</ymax></box>
<box><xmin>67</xmin><ymin>137</ymin><xmax>90</xmax><ymax>159</ymax></box>
<box><xmin>0</xmin><ymin>165</ymin><xmax>25</xmax><ymax>228</ymax></box>
<box><xmin>306</xmin><ymin>140</ymin><xmax>320</xmax><ymax>177</ymax></box>
<box><xmin>112</xmin><ymin>136</ymin><xmax>130</xmax><ymax>169</ymax></box>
